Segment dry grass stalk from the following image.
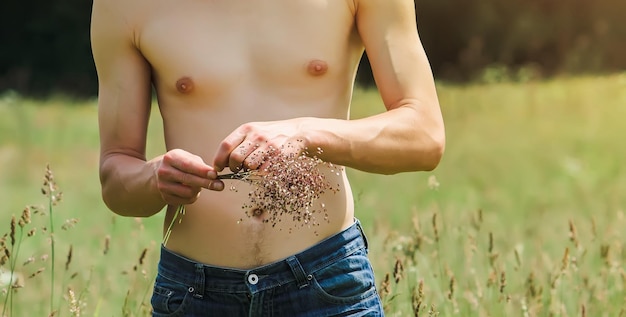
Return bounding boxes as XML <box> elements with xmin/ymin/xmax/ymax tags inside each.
<box><xmin>23</xmin><ymin>256</ymin><xmax>35</xmax><ymax>266</ymax></box>
<box><xmin>0</xmin><ymin>234</ymin><xmax>8</xmax><ymax>266</ymax></box>
<box><xmin>133</xmin><ymin>248</ymin><xmax>148</xmax><ymax>272</ymax></box>
<box><xmin>411</xmin><ymin>214</ymin><xmax>424</xmax><ymax>252</ymax></box>
<box><xmin>393</xmin><ymin>257</ymin><xmax>404</xmax><ymax>284</ymax></box>
<box><xmin>447</xmin><ymin>275</ymin><xmax>455</xmax><ymax>300</ymax></box>
<box><xmin>487</xmin><ymin>269</ymin><xmax>498</xmax><ymax>288</ymax></box>
<box><xmin>138</xmin><ymin>248</ymin><xmax>147</xmax><ymax>266</ymax></box>
<box><xmin>61</xmin><ymin>218</ymin><xmax>78</xmax><ymax>230</ymax></box>
<box><xmin>488</xmin><ymin>232</ymin><xmax>499</xmax><ymax>267</ymax></box>
<box><xmin>568</xmin><ymin>219</ymin><xmax>579</xmax><ymax>249</ymax></box>
<box><xmin>499</xmin><ymin>271</ymin><xmax>506</xmax><ymax>296</ymax></box>
<box><xmin>42</xmin><ymin>164</ymin><xmax>63</xmax><ymax>205</ymax></box>
<box><xmin>65</xmin><ymin>245</ymin><xmax>73</xmax><ymax>271</ymax></box>
<box><xmin>428</xmin><ymin>303</ymin><xmax>438</xmax><ymax>316</ymax></box>
<box><xmin>379</xmin><ymin>273</ymin><xmax>391</xmax><ymax>301</ymax></box>
<box><xmin>551</xmin><ymin>247</ymin><xmax>570</xmax><ymax>289</ymax></box>
<box><xmin>29</xmin><ymin>267</ymin><xmax>45</xmax><ymax>279</ymax></box>
<box><xmin>600</xmin><ymin>244</ymin><xmax>610</xmax><ymax>265</ymax></box>
<box><xmin>19</xmin><ymin>207</ymin><xmax>31</xmax><ymax>228</ymax></box>
<box><xmin>470</xmin><ymin>209</ymin><xmax>483</xmax><ymax>231</ymax></box>
<box><xmin>560</xmin><ymin>247</ymin><xmax>570</xmax><ymax>272</ymax></box>
<box><xmin>525</xmin><ymin>272</ymin><xmax>541</xmax><ymax>299</ymax></box>
<box><xmin>427</xmin><ymin>175</ymin><xmax>440</xmax><ymax>190</ymax></box>
<box><xmin>431</xmin><ymin>213</ymin><xmax>439</xmax><ymax>243</ymax></box>
<box><xmin>514</xmin><ymin>248</ymin><xmax>522</xmax><ymax>270</ymax></box>
<box><xmin>103</xmin><ymin>235</ymin><xmax>110</xmax><ymax>255</ymax></box>
<box><xmin>10</xmin><ymin>216</ymin><xmax>16</xmax><ymax>247</ymax></box>
<box><xmin>68</xmin><ymin>288</ymin><xmax>81</xmax><ymax>317</ymax></box>
<box><xmin>412</xmin><ymin>280</ymin><xmax>424</xmax><ymax>317</ymax></box>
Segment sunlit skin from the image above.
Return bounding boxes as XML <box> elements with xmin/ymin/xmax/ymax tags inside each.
<box><xmin>91</xmin><ymin>0</ymin><xmax>445</xmax><ymax>269</ymax></box>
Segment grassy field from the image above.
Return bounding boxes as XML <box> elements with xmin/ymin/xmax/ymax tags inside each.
<box><xmin>0</xmin><ymin>73</ymin><xmax>625</xmax><ymax>316</ymax></box>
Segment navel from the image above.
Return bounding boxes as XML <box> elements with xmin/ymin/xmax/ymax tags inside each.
<box><xmin>175</xmin><ymin>76</ymin><xmax>194</xmax><ymax>94</ymax></box>
<box><xmin>307</xmin><ymin>59</ymin><xmax>328</xmax><ymax>76</ymax></box>
<box><xmin>251</xmin><ymin>208</ymin><xmax>265</xmax><ymax>218</ymax></box>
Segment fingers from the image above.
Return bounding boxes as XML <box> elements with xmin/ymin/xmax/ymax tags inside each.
<box><xmin>165</xmin><ymin>149</ymin><xmax>215</xmax><ymax>181</ymax></box>
<box><xmin>156</xmin><ymin>149</ymin><xmax>224</xmax><ymax>206</ymax></box>
<box><xmin>156</xmin><ymin>182</ymin><xmax>202</xmax><ymax>206</ymax></box>
<box><xmin>213</xmin><ymin>129</ymin><xmax>247</xmax><ymax>172</ymax></box>
<box><xmin>229</xmin><ymin>142</ymin><xmax>260</xmax><ymax>172</ymax></box>
<box><xmin>226</xmin><ymin>140</ymin><xmax>286</xmax><ymax>172</ymax></box>
<box><xmin>213</xmin><ymin>124</ymin><xmax>280</xmax><ymax>172</ymax></box>
<box><xmin>213</xmin><ymin>122</ymin><xmax>308</xmax><ymax>173</ymax></box>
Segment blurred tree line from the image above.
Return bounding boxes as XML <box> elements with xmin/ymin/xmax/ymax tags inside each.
<box><xmin>1</xmin><ymin>0</ymin><xmax>625</xmax><ymax>97</ymax></box>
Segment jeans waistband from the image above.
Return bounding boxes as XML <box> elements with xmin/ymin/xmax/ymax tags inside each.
<box><xmin>157</xmin><ymin>219</ymin><xmax>368</xmax><ymax>296</ymax></box>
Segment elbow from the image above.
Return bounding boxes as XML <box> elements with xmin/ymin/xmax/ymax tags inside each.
<box><xmin>421</xmin><ymin>137</ymin><xmax>445</xmax><ymax>171</ymax></box>
<box><xmin>377</xmin><ymin>133</ymin><xmax>445</xmax><ymax>175</ymax></box>
<box><xmin>100</xmin><ymin>182</ymin><xmax>129</xmax><ymax>217</ymax></box>
<box><xmin>101</xmin><ymin>186</ymin><xmax>156</xmax><ymax>218</ymax></box>
<box><xmin>100</xmin><ymin>171</ymin><xmax>154</xmax><ymax>218</ymax></box>
<box><xmin>420</xmin><ymin>117</ymin><xmax>446</xmax><ymax>171</ymax></box>
<box><xmin>379</xmin><ymin>138</ymin><xmax>444</xmax><ymax>175</ymax></box>
<box><xmin>409</xmin><ymin>130</ymin><xmax>446</xmax><ymax>172</ymax></box>
<box><xmin>99</xmin><ymin>165</ymin><xmax>126</xmax><ymax>216</ymax></box>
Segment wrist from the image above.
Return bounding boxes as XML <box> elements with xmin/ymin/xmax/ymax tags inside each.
<box><xmin>294</xmin><ymin>117</ymin><xmax>323</xmax><ymax>154</ymax></box>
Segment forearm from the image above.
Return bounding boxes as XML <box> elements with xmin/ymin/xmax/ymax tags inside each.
<box><xmin>302</xmin><ymin>102</ymin><xmax>445</xmax><ymax>174</ymax></box>
<box><xmin>99</xmin><ymin>153</ymin><xmax>166</xmax><ymax>217</ymax></box>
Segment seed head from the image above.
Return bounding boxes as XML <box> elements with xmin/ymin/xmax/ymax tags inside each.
<box><xmin>231</xmin><ymin>146</ymin><xmax>340</xmax><ymax>230</ymax></box>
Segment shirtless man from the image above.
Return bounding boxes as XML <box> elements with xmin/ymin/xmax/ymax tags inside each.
<box><xmin>91</xmin><ymin>0</ymin><xmax>444</xmax><ymax>315</ymax></box>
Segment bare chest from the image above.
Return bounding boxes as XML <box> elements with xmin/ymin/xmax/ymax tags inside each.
<box><xmin>136</xmin><ymin>0</ymin><xmax>361</xmax><ymax>98</ymax></box>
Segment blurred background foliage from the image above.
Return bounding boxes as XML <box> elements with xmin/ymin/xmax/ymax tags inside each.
<box><xmin>1</xmin><ymin>0</ymin><xmax>625</xmax><ymax>97</ymax></box>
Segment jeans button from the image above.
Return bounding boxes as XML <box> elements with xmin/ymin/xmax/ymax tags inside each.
<box><xmin>248</xmin><ymin>273</ymin><xmax>259</xmax><ymax>285</ymax></box>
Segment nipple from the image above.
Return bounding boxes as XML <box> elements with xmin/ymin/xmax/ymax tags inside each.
<box><xmin>307</xmin><ymin>60</ymin><xmax>328</xmax><ymax>76</ymax></box>
<box><xmin>176</xmin><ymin>77</ymin><xmax>194</xmax><ymax>93</ymax></box>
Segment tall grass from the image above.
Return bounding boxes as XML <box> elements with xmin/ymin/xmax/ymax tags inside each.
<box><xmin>0</xmin><ymin>73</ymin><xmax>624</xmax><ymax>315</ymax></box>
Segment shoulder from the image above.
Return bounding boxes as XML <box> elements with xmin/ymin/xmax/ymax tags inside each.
<box><xmin>91</xmin><ymin>0</ymin><xmax>147</xmax><ymax>48</ymax></box>
<box><xmin>353</xmin><ymin>0</ymin><xmax>417</xmax><ymax>34</ymax></box>
<box><xmin>354</xmin><ymin>0</ymin><xmax>416</xmax><ymax>13</ymax></box>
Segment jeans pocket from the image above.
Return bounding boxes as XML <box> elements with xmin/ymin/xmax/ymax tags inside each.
<box><xmin>151</xmin><ymin>273</ymin><xmax>192</xmax><ymax>317</ymax></box>
<box><xmin>309</xmin><ymin>247</ymin><xmax>378</xmax><ymax>304</ymax></box>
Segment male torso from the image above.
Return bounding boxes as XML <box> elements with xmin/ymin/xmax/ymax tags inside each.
<box><xmin>124</xmin><ymin>0</ymin><xmax>365</xmax><ymax>268</ymax></box>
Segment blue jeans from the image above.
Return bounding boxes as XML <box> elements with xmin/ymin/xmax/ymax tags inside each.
<box><xmin>151</xmin><ymin>220</ymin><xmax>384</xmax><ymax>316</ymax></box>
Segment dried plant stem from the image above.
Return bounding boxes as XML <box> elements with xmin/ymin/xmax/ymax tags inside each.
<box><xmin>2</xmin><ymin>224</ymin><xmax>24</xmax><ymax>317</ymax></box>
<box><xmin>163</xmin><ymin>205</ymin><xmax>185</xmax><ymax>246</ymax></box>
<box><xmin>47</xmin><ymin>186</ymin><xmax>57</xmax><ymax>315</ymax></box>
<box><xmin>217</xmin><ymin>172</ymin><xmax>253</xmax><ymax>180</ymax></box>
<box><xmin>41</xmin><ymin>164</ymin><xmax>61</xmax><ymax>316</ymax></box>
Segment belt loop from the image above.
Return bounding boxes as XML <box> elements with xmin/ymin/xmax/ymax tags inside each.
<box><xmin>355</xmin><ymin>218</ymin><xmax>369</xmax><ymax>251</ymax></box>
<box><xmin>285</xmin><ymin>256</ymin><xmax>309</xmax><ymax>289</ymax></box>
<box><xmin>193</xmin><ymin>263</ymin><xmax>205</xmax><ymax>299</ymax></box>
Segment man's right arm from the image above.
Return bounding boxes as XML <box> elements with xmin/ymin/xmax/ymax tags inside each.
<box><xmin>91</xmin><ymin>0</ymin><xmax>221</xmax><ymax>217</ymax></box>
<box><xmin>91</xmin><ymin>0</ymin><xmax>165</xmax><ymax>217</ymax></box>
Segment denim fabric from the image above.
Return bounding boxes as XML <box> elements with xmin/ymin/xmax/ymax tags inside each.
<box><xmin>151</xmin><ymin>220</ymin><xmax>384</xmax><ymax>317</ymax></box>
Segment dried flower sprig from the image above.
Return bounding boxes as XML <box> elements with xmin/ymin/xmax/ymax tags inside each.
<box><xmin>229</xmin><ymin>145</ymin><xmax>341</xmax><ymax>230</ymax></box>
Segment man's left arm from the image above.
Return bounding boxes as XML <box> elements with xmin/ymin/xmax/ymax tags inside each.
<box><xmin>302</xmin><ymin>0</ymin><xmax>444</xmax><ymax>174</ymax></box>
<box><xmin>213</xmin><ymin>0</ymin><xmax>444</xmax><ymax>174</ymax></box>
